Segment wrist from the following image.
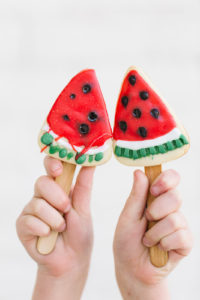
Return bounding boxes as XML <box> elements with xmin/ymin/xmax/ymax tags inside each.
<box><xmin>115</xmin><ymin>268</ymin><xmax>170</xmax><ymax>300</ymax></box>
<box><xmin>32</xmin><ymin>264</ymin><xmax>89</xmax><ymax>300</ymax></box>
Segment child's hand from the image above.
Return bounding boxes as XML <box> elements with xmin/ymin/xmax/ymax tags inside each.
<box><xmin>113</xmin><ymin>170</ymin><xmax>193</xmax><ymax>300</ymax></box>
<box><xmin>16</xmin><ymin>156</ymin><xmax>95</xmax><ymax>300</ymax></box>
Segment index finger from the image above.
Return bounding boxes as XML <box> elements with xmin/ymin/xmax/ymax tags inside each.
<box><xmin>150</xmin><ymin>169</ymin><xmax>180</xmax><ymax>196</ymax></box>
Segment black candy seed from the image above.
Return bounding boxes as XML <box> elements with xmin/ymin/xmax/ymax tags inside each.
<box><xmin>121</xmin><ymin>96</ymin><xmax>129</xmax><ymax>107</ymax></box>
<box><xmin>140</xmin><ymin>91</ymin><xmax>149</xmax><ymax>100</ymax></box>
<box><xmin>151</xmin><ymin>108</ymin><xmax>160</xmax><ymax>119</ymax></box>
<box><xmin>132</xmin><ymin>108</ymin><xmax>141</xmax><ymax>118</ymax></box>
<box><xmin>88</xmin><ymin>111</ymin><xmax>98</xmax><ymax>122</ymax></box>
<box><xmin>82</xmin><ymin>84</ymin><xmax>91</xmax><ymax>94</ymax></box>
<box><xmin>128</xmin><ymin>75</ymin><xmax>136</xmax><ymax>86</ymax></box>
<box><xmin>63</xmin><ymin>114</ymin><xmax>70</xmax><ymax>121</ymax></box>
<box><xmin>138</xmin><ymin>127</ymin><xmax>147</xmax><ymax>138</ymax></box>
<box><xmin>79</xmin><ymin>123</ymin><xmax>89</xmax><ymax>135</ymax></box>
<box><xmin>70</xmin><ymin>93</ymin><xmax>76</xmax><ymax>99</ymax></box>
<box><xmin>119</xmin><ymin>121</ymin><xmax>127</xmax><ymax>132</ymax></box>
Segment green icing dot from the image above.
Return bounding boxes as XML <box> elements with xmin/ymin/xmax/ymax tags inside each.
<box><xmin>175</xmin><ymin>139</ymin><xmax>183</xmax><ymax>148</ymax></box>
<box><xmin>123</xmin><ymin>148</ymin><xmax>130</xmax><ymax>158</ymax></box>
<box><xmin>158</xmin><ymin>145</ymin><xmax>167</xmax><ymax>154</ymax></box>
<box><xmin>59</xmin><ymin>148</ymin><xmax>67</xmax><ymax>158</ymax></box>
<box><xmin>155</xmin><ymin>146</ymin><xmax>160</xmax><ymax>154</ymax></box>
<box><xmin>180</xmin><ymin>134</ymin><xmax>189</xmax><ymax>145</ymax></box>
<box><xmin>132</xmin><ymin>150</ymin><xmax>139</xmax><ymax>159</ymax></box>
<box><xmin>95</xmin><ymin>152</ymin><xmax>103</xmax><ymax>161</ymax></box>
<box><xmin>41</xmin><ymin>133</ymin><xmax>53</xmax><ymax>145</ymax></box>
<box><xmin>166</xmin><ymin>141</ymin><xmax>174</xmax><ymax>151</ymax></box>
<box><xmin>145</xmin><ymin>148</ymin><xmax>151</xmax><ymax>156</ymax></box>
<box><xmin>149</xmin><ymin>147</ymin><xmax>156</xmax><ymax>155</ymax></box>
<box><xmin>140</xmin><ymin>148</ymin><xmax>147</xmax><ymax>157</ymax></box>
<box><xmin>88</xmin><ymin>155</ymin><xmax>93</xmax><ymax>163</ymax></box>
<box><xmin>115</xmin><ymin>146</ymin><xmax>121</xmax><ymax>157</ymax></box>
<box><xmin>67</xmin><ymin>152</ymin><xmax>74</xmax><ymax>160</ymax></box>
<box><xmin>137</xmin><ymin>150</ymin><xmax>142</xmax><ymax>158</ymax></box>
<box><xmin>129</xmin><ymin>150</ymin><xmax>133</xmax><ymax>158</ymax></box>
<box><xmin>49</xmin><ymin>145</ymin><xmax>60</xmax><ymax>154</ymax></box>
<box><xmin>76</xmin><ymin>154</ymin><xmax>86</xmax><ymax>164</ymax></box>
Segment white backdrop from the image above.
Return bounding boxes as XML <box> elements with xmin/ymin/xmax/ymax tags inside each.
<box><xmin>0</xmin><ymin>0</ymin><xmax>199</xmax><ymax>299</ymax></box>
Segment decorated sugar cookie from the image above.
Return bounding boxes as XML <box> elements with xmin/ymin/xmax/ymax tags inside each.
<box><xmin>113</xmin><ymin>67</ymin><xmax>190</xmax><ymax>268</ymax></box>
<box><xmin>113</xmin><ymin>67</ymin><xmax>189</xmax><ymax>166</ymax></box>
<box><xmin>39</xmin><ymin>69</ymin><xmax>112</xmax><ymax>166</ymax></box>
<box><xmin>37</xmin><ymin>69</ymin><xmax>112</xmax><ymax>255</ymax></box>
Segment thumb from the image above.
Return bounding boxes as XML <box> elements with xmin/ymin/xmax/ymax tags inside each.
<box><xmin>72</xmin><ymin>166</ymin><xmax>95</xmax><ymax>216</ymax></box>
<box><xmin>122</xmin><ymin>170</ymin><xmax>149</xmax><ymax>221</ymax></box>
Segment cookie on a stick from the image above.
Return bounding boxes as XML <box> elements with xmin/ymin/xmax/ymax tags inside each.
<box><xmin>38</xmin><ymin>69</ymin><xmax>112</xmax><ymax>254</ymax></box>
<box><xmin>113</xmin><ymin>67</ymin><xmax>189</xmax><ymax>267</ymax></box>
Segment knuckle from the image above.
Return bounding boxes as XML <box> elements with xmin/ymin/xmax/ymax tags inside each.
<box><xmin>168</xmin><ymin>214</ymin><xmax>180</xmax><ymax>230</ymax></box>
<box><xmin>178</xmin><ymin>230</ymin><xmax>186</xmax><ymax>245</ymax></box>
<box><xmin>34</xmin><ymin>175</ymin><xmax>47</xmax><ymax>192</ymax></box>
<box><xmin>55</xmin><ymin>218</ymin><xmax>65</xmax><ymax>231</ymax></box>
<box><xmin>160</xmin><ymin>239</ymin><xmax>168</xmax><ymax>251</ymax></box>
<box><xmin>158</xmin><ymin>176</ymin><xmax>168</xmax><ymax>190</ymax></box>
<box><xmin>32</xmin><ymin>199</ymin><xmax>45</xmax><ymax>215</ymax></box>
<box><xmin>168</xmin><ymin>169</ymin><xmax>181</xmax><ymax>182</ymax></box>
<box><xmin>23</xmin><ymin>216</ymin><xmax>33</xmax><ymax>231</ymax></box>
<box><xmin>58</xmin><ymin>196</ymin><xmax>69</xmax><ymax>212</ymax></box>
<box><xmin>171</xmin><ymin>190</ymin><xmax>182</xmax><ymax>207</ymax></box>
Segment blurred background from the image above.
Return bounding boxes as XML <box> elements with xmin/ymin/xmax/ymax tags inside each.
<box><xmin>0</xmin><ymin>0</ymin><xmax>199</xmax><ymax>299</ymax></box>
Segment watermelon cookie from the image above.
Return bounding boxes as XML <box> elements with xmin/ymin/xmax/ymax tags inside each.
<box><xmin>37</xmin><ymin>69</ymin><xmax>112</xmax><ymax>255</ymax></box>
<box><xmin>113</xmin><ymin>67</ymin><xmax>190</xmax><ymax>268</ymax></box>
<box><xmin>38</xmin><ymin>69</ymin><xmax>112</xmax><ymax>166</ymax></box>
<box><xmin>113</xmin><ymin>67</ymin><xmax>190</xmax><ymax>167</ymax></box>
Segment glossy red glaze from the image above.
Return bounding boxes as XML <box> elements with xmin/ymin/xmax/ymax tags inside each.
<box><xmin>47</xmin><ymin>70</ymin><xmax>112</xmax><ymax>152</ymax></box>
<box><xmin>113</xmin><ymin>69</ymin><xmax>176</xmax><ymax>141</ymax></box>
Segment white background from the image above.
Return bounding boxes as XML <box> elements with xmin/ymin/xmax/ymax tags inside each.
<box><xmin>0</xmin><ymin>0</ymin><xmax>199</xmax><ymax>299</ymax></box>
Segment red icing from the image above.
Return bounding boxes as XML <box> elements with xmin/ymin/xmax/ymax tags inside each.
<box><xmin>113</xmin><ymin>69</ymin><xmax>176</xmax><ymax>141</ymax></box>
<box><xmin>47</xmin><ymin>70</ymin><xmax>112</xmax><ymax>153</ymax></box>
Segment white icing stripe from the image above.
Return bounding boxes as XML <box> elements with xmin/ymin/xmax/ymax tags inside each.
<box><xmin>42</xmin><ymin>123</ymin><xmax>111</xmax><ymax>155</ymax></box>
<box><xmin>115</xmin><ymin>128</ymin><xmax>181</xmax><ymax>150</ymax></box>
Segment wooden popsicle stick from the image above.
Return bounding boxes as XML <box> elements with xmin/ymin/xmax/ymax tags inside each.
<box><xmin>37</xmin><ymin>162</ymin><xmax>76</xmax><ymax>255</ymax></box>
<box><xmin>145</xmin><ymin>165</ymin><xmax>168</xmax><ymax>267</ymax></box>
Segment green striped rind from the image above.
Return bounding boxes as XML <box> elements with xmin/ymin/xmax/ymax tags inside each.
<box><xmin>40</xmin><ymin>132</ymin><xmax>104</xmax><ymax>164</ymax></box>
<box><xmin>114</xmin><ymin>134</ymin><xmax>189</xmax><ymax>160</ymax></box>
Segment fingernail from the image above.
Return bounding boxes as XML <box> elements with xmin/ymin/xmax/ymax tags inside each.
<box><xmin>64</xmin><ymin>203</ymin><xmax>71</xmax><ymax>213</ymax></box>
<box><xmin>60</xmin><ymin>222</ymin><xmax>66</xmax><ymax>231</ymax></box>
<box><xmin>150</xmin><ymin>185</ymin><xmax>160</xmax><ymax>196</ymax></box>
<box><xmin>52</xmin><ymin>164</ymin><xmax>61</xmax><ymax>172</ymax></box>
<box><xmin>145</xmin><ymin>210</ymin><xmax>152</xmax><ymax>221</ymax></box>
<box><xmin>143</xmin><ymin>237</ymin><xmax>152</xmax><ymax>247</ymax></box>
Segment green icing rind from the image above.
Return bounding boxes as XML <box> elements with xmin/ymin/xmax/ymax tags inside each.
<box><xmin>41</xmin><ymin>133</ymin><xmax>54</xmax><ymax>145</ymax></box>
<box><xmin>115</xmin><ymin>146</ymin><xmax>121</xmax><ymax>157</ymax></box>
<box><xmin>114</xmin><ymin>134</ymin><xmax>189</xmax><ymax>161</ymax></box>
<box><xmin>41</xmin><ymin>131</ymin><xmax>107</xmax><ymax>165</ymax></box>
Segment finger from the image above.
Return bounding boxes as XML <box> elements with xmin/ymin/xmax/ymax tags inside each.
<box><xmin>160</xmin><ymin>229</ymin><xmax>193</xmax><ymax>256</ymax></box>
<box><xmin>146</xmin><ymin>189</ymin><xmax>181</xmax><ymax>221</ymax></box>
<box><xmin>16</xmin><ymin>214</ymin><xmax>50</xmax><ymax>241</ymax></box>
<box><xmin>150</xmin><ymin>169</ymin><xmax>180</xmax><ymax>196</ymax></box>
<box><xmin>44</xmin><ymin>156</ymin><xmax>63</xmax><ymax>178</ymax></box>
<box><xmin>23</xmin><ymin>198</ymin><xmax>66</xmax><ymax>232</ymax></box>
<box><xmin>34</xmin><ymin>176</ymin><xmax>71</xmax><ymax>213</ymax></box>
<box><xmin>122</xmin><ymin>170</ymin><xmax>149</xmax><ymax>220</ymax></box>
<box><xmin>143</xmin><ymin>212</ymin><xmax>187</xmax><ymax>247</ymax></box>
<box><xmin>72</xmin><ymin>167</ymin><xmax>95</xmax><ymax>216</ymax></box>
